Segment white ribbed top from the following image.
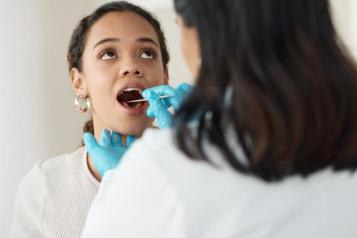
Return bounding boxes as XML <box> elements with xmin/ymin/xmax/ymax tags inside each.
<box><xmin>10</xmin><ymin>147</ymin><xmax>99</xmax><ymax>238</ymax></box>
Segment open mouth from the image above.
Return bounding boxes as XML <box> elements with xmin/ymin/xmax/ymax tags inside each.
<box><xmin>117</xmin><ymin>88</ymin><xmax>145</xmax><ymax>109</ymax></box>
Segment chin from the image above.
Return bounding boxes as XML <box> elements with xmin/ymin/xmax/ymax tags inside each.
<box><xmin>113</xmin><ymin>118</ymin><xmax>153</xmax><ymax>137</ymax></box>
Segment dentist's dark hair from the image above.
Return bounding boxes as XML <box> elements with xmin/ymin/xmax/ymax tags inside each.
<box><xmin>67</xmin><ymin>1</ymin><xmax>169</xmax><ymax>141</ymax></box>
<box><xmin>174</xmin><ymin>0</ymin><xmax>357</xmax><ymax>181</ymax></box>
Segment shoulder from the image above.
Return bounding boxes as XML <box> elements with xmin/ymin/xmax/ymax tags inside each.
<box><xmin>15</xmin><ymin>147</ymin><xmax>85</xmax><ymax>198</ymax></box>
<box><xmin>126</xmin><ymin>128</ymin><xmax>185</xmax><ymax>164</ymax></box>
<box><xmin>11</xmin><ymin>160</ymin><xmax>47</xmax><ymax>236</ymax></box>
<box><xmin>120</xmin><ymin>128</ymin><xmax>193</xmax><ymax>188</ymax></box>
<box><xmin>11</xmin><ymin>148</ymin><xmax>91</xmax><ymax>236</ymax></box>
<box><xmin>15</xmin><ymin>147</ymin><xmax>86</xmax><ymax>201</ymax></box>
<box><xmin>136</xmin><ymin>128</ymin><xmax>177</xmax><ymax>151</ymax></box>
<box><xmin>106</xmin><ymin>128</ymin><xmax>179</xmax><ymax>187</ymax></box>
<box><xmin>37</xmin><ymin>147</ymin><xmax>85</xmax><ymax>173</ymax></box>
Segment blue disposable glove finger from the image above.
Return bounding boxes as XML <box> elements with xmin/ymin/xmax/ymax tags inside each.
<box><xmin>142</xmin><ymin>90</ymin><xmax>173</xmax><ymax>128</ymax></box>
<box><xmin>99</xmin><ymin>129</ymin><xmax>112</xmax><ymax>147</ymax></box>
<box><xmin>143</xmin><ymin>84</ymin><xmax>193</xmax><ymax>111</ymax></box>
<box><xmin>141</xmin><ymin>85</ymin><xmax>173</xmax><ymax>109</ymax></box>
<box><xmin>143</xmin><ymin>85</ymin><xmax>176</xmax><ymax>110</ymax></box>
<box><xmin>176</xmin><ymin>82</ymin><xmax>192</xmax><ymax>93</ymax></box>
<box><xmin>170</xmin><ymin>83</ymin><xmax>193</xmax><ymax>110</ymax></box>
<box><xmin>146</xmin><ymin>106</ymin><xmax>154</xmax><ymax>118</ymax></box>
<box><xmin>83</xmin><ymin>132</ymin><xmax>100</xmax><ymax>152</ymax></box>
<box><xmin>143</xmin><ymin>84</ymin><xmax>176</xmax><ymax>96</ymax></box>
<box><xmin>146</xmin><ymin>102</ymin><xmax>169</xmax><ymax>117</ymax></box>
<box><xmin>126</xmin><ymin>135</ymin><xmax>136</xmax><ymax>147</ymax></box>
<box><xmin>83</xmin><ymin>131</ymin><xmax>129</xmax><ymax>177</ymax></box>
<box><xmin>111</xmin><ymin>131</ymin><xmax>123</xmax><ymax>146</ymax></box>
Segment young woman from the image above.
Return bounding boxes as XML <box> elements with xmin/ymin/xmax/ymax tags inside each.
<box><xmin>82</xmin><ymin>0</ymin><xmax>357</xmax><ymax>237</ymax></box>
<box><xmin>10</xmin><ymin>1</ymin><xmax>171</xmax><ymax>237</ymax></box>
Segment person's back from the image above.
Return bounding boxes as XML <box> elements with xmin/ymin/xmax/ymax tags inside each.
<box><xmin>147</xmin><ymin>130</ymin><xmax>357</xmax><ymax>238</ymax></box>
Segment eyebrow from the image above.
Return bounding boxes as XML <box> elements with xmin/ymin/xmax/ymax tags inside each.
<box><xmin>137</xmin><ymin>37</ymin><xmax>158</xmax><ymax>47</ymax></box>
<box><xmin>93</xmin><ymin>38</ymin><xmax>120</xmax><ymax>49</ymax></box>
<box><xmin>93</xmin><ymin>37</ymin><xmax>159</xmax><ymax>50</ymax></box>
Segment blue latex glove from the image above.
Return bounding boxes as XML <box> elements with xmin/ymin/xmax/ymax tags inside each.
<box><xmin>83</xmin><ymin>129</ymin><xmax>136</xmax><ymax>177</ymax></box>
<box><xmin>142</xmin><ymin>83</ymin><xmax>192</xmax><ymax>128</ymax></box>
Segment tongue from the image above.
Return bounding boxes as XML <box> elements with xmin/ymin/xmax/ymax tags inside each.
<box><xmin>118</xmin><ymin>91</ymin><xmax>143</xmax><ymax>102</ymax></box>
<box><xmin>122</xmin><ymin>101</ymin><xmax>143</xmax><ymax>108</ymax></box>
<box><xmin>117</xmin><ymin>90</ymin><xmax>145</xmax><ymax>109</ymax></box>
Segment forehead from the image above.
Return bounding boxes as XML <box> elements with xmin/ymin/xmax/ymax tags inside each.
<box><xmin>86</xmin><ymin>11</ymin><xmax>159</xmax><ymax>47</ymax></box>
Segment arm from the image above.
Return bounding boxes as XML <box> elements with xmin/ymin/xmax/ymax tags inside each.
<box><xmin>10</xmin><ymin>163</ymin><xmax>45</xmax><ymax>237</ymax></box>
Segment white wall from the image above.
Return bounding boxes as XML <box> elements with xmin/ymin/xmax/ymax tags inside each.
<box><xmin>330</xmin><ymin>0</ymin><xmax>357</xmax><ymax>59</ymax></box>
<box><xmin>0</xmin><ymin>0</ymin><xmax>356</xmax><ymax>235</ymax></box>
<box><xmin>0</xmin><ymin>0</ymin><xmax>98</xmax><ymax>234</ymax></box>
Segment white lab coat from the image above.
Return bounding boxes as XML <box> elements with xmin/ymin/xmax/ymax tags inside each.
<box><xmin>82</xmin><ymin>128</ymin><xmax>357</xmax><ymax>238</ymax></box>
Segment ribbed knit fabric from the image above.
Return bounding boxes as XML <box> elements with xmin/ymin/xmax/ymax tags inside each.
<box><xmin>10</xmin><ymin>147</ymin><xmax>99</xmax><ymax>238</ymax></box>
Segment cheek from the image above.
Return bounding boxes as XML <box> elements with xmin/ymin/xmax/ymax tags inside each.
<box><xmin>86</xmin><ymin>75</ymin><xmax>115</xmax><ymax>106</ymax></box>
<box><xmin>145</xmin><ymin>64</ymin><xmax>167</xmax><ymax>86</ymax></box>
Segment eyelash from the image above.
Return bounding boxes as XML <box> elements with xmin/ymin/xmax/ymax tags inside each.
<box><xmin>98</xmin><ymin>48</ymin><xmax>158</xmax><ymax>60</ymax></box>
<box><xmin>99</xmin><ymin>48</ymin><xmax>117</xmax><ymax>60</ymax></box>
<box><xmin>140</xmin><ymin>48</ymin><xmax>157</xmax><ymax>59</ymax></box>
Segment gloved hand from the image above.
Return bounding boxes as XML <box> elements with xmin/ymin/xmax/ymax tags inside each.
<box><xmin>142</xmin><ymin>83</ymin><xmax>192</xmax><ymax>128</ymax></box>
<box><xmin>83</xmin><ymin>129</ymin><xmax>136</xmax><ymax>177</ymax></box>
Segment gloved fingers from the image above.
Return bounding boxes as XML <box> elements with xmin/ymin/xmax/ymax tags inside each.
<box><xmin>111</xmin><ymin>131</ymin><xmax>123</xmax><ymax>146</ymax></box>
<box><xmin>156</xmin><ymin>111</ymin><xmax>173</xmax><ymax>128</ymax></box>
<box><xmin>142</xmin><ymin>85</ymin><xmax>176</xmax><ymax>97</ymax></box>
<box><xmin>142</xmin><ymin>90</ymin><xmax>166</xmax><ymax>117</ymax></box>
<box><xmin>160</xmin><ymin>98</ymin><xmax>171</xmax><ymax>109</ymax></box>
<box><xmin>170</xmin><ymin>83</ymin><xmax>193</xmax><ymax>110</ymax></box>
<box><xmin>176</xmin><ymin>83</ymin><xmax>193</xmax><ymax>94</ymax></box>
<box><xmin>126</xmin><ymin>135</ymin><xmax>136</xmax><ymax>147</ymax></box>
<box><xmin>99</xmin><ymin>129</ymin><xmax>112</xmax><ymax>147</ymax></box>
<box><xmin>143</xmin><ymin>90</ymin><xmax>173</xmax><ymax>128</ymax></box>
<box><xmin>83</xmin><ymin>132</ymin><xmax>100</xmax><ymax>152</ymax></box>
<box><xmin>146</xmin><ymin>101</ymin><xmax>170</xmax><ymax>117</ymax></box>
<box><xmin>143</xmin><ymin>85</ymin><xmax>177</xmax><ymax>110</ymax></box>
<box><xmin>146</xmin><ymin>106</ymin><xmax>173</xmax><ymax>123</ymax></box>
<box><xmin>167</xmin><ymin>96</ymin><xmax>181</xmax><ymax>111</ymax></box>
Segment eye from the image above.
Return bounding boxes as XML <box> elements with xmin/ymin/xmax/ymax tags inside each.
<box><xmin>140</xmin><ymin>49</ymin><xmax>156</xmax><ymax>59</ymax></box>
<box><xmin>99</xmin><ymin>49</ymin><xmax>117</xmax><ymax>60</ymax></box>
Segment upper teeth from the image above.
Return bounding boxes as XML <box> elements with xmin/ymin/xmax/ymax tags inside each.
<box><xmin>124</xmin><ymin>88</ymin><xmax>142</xmax><ymax>93</ymax></box>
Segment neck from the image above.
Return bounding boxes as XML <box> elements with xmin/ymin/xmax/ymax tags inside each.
<box><xmin>86</xmin><ymin>153</ymin><xmax>102</xmax><ymax>182</ymax></box>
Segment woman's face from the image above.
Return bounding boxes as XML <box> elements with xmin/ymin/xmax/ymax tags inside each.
<box><xmin>75</xmin><ymin>12</ymin><xmax>168</xmax><ymax>137</ymax></box>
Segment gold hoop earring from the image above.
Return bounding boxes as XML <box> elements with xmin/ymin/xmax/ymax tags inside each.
<box><xmin>74</xmin><ymin>95</ymin><xmax>91</xmax><ymax>113</ymax></box>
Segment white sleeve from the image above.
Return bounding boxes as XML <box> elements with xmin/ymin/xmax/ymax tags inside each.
<box><xmin>10</xmin><ymin>162</ymin><xmax>46</xmax><ymax>238</ymax></box>
<box><xmin>82</xmin><ymin>139</ymin><xmax>187</xmax><ymax>238</ymax></box>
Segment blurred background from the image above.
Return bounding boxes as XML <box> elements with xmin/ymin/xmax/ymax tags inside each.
<box><xmin>0</xmin><ymin>0</ymin><xmax>356</xmax><ymax>235</ymax></box>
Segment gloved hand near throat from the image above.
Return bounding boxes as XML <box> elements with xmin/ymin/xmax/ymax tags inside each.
<box><xmin>83</xmin><ymin>129</ymin><xmax>136</xmax><ymax>178</ymax></box>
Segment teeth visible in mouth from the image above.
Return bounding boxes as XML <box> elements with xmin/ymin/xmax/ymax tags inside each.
<box><xmin>123</xmin><ymin>88</ymin><xmax>142</xmax><ymax>93</ymax></box>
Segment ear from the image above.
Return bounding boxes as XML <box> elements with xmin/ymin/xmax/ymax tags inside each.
<box><xmin>70</xmin><ymin>68</ymin><xmax>88</xmax><ymax>96</ymax></box>
<box><xmin>163</xmin><ymin>67</ymin><xmax>169</xmax><ymax>85</ymax></box>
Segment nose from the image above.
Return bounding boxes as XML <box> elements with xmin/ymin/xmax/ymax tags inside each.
<box><xmin>118</xmin><ymin>60</ymin><xmax>143</xmax><ymax>78</ymax></box>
